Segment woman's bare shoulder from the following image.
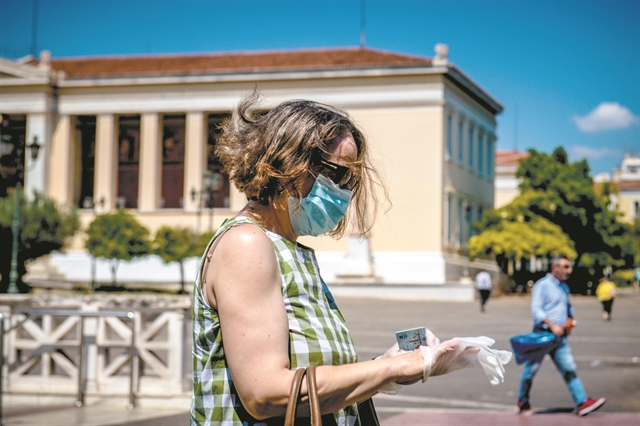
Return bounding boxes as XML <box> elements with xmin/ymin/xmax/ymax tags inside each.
<box><xmin>215</xmin><ymin>223</ymin><xmax>274</xmax><ymax>255</ymax></box>
<box><xmin>210</xmin><ymin>223</ymin><xmax>279</xmax><ymax>287</ymax></box>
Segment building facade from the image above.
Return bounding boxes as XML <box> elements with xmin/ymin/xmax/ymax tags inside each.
<box><xmin>494</xmin><ymin>150</ymin><xmax>529</xmax><ymax>208</ymax></box>
<box><xmin>0</xmin><ymin>46</ymin><xmax>502</xmax><ymax>298</ymax></box>
<box><xmin>595</xmin><ymin>154</ymin><xmax>640</xmax><ymax>225</ymax></box>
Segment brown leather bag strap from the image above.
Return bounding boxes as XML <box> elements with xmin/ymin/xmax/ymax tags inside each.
<box><xmin>284</xmin><ymin>367</ymin><xmax>322</xmax><ymax>426</ymax></box>
<box><xmin>284</xmin><ymin>368</ymin><xmax>307</xmax><ymax>426</ymax></box>
<box><xmin>306</xmin><ymin>365</ymin><xmax>322</xmax><ymax>425</ymax></box>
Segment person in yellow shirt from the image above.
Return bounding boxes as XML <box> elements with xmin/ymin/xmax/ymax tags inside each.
<box><xmin>595</xmin><ymin>274</ymin><xmax>617</xmax><ymax>321</ymax></box>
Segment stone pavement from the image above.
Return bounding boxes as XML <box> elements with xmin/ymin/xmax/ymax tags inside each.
<box><xmin>382</xmin><ymin>409</ymin><xmax>639</xmax><ymax>425</ymax></box>
<box><xmin>3</xmin><ymin>404</ymin><xmax>638</xmax><ymax>425</ymax></box>
<box><xmin>3</xmin><ymin>291</ymin><xmax>639</xmax><ymax>425</ymax></box>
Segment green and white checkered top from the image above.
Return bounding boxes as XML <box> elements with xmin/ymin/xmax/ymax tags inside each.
<box><xmin>191</xmin><ymin>216</ymin><xmax>360</xmax><ymax>426</ymax></box>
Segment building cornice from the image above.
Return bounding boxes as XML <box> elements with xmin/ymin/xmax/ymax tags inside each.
<box><xmin>56</xmin><ymin>65</ymin><xmax>445</xmax><ymax>86</ymax></box>
<box><xmin>55</xmin><ymin>64</ymin><xmax>502</xmax><ymax>116</ymax></box>
<box><xmin>444</xmin><ymin>67</ymin><xmax>503</xmax><ymax>115</ymax></box>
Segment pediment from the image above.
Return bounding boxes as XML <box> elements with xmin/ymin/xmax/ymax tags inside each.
<box><xmin>0</xmin><ymin>57</ymin><xmax>50</xmax><ymax>83</ymax></box>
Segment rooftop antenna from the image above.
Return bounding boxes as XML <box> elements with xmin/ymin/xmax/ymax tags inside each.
<box><xmin>360</xmin><ymin>0</ymin><xmax>366</xmax><ymax>48</ymax></box>
<box><xmin>31</xmin><ymin>0</ymin><xmax>38</xmax><ymax>56</ymax></box>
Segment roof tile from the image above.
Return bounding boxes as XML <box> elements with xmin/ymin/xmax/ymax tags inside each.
<box><xmin>495</xmin><ymin>150</ymin><xmax>529</xmax><ymax>166</ymax></box>
<box><xmin>49</xmin><ymin>47</ymin><xmax>433</xmax><ymax>79</ymax></box>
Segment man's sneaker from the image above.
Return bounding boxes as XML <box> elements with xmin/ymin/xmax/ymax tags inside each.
<box><xmin>576</xmin><ymin>397</ymin><xmax>606</xmax><ymax>416</ymax></box>
<box><xmin>517</xmin><ymin>400</ymin><xmax>533</xmax><ymax>416</ymax></box>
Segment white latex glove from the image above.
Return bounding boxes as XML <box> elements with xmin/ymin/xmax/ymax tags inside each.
<box><xmin>420</xmin><ymin>336</ymin><xmax>513</xmax><ymax>385</ymax></box>
<box><xmin>420</xmin><ymin>339</ymin><xmax>479</xmax><ymax>381</ymax></box>
<box><xmin>425</xmin><ymin>328</ymin><xmax>441</xmax><ymax>347</ymax></box>
<box><xmin>455</xmin><ymin>337</ymin><xmax>513</xmax><ymax>385</ymax></box>
<box><xmin>376</xmin><ymin>328</ymin><xmax>441</xmax><ymax>394</ymax></box>
<box><xmin>377</xmin><ymin>343</ymin><xmax>403</xmax><ymax>394</ymax></box>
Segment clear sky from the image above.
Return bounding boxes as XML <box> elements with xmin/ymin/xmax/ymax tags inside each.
<box><xmin>1</xmin><ymin>0</ymin><xmax>638</xmax><ymax>176</ymax></box>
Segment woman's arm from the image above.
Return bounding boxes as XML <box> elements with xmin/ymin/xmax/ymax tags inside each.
<box><xmin>207</xmin><ymin>224</ymin><xmax>425</xmax><ymax>420</ymax></box>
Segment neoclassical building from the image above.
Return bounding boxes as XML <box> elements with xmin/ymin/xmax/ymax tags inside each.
<box><xmin>0</xmin><ymin>46</ymin><xmax>502</xmax><ymax>299</ymax></box>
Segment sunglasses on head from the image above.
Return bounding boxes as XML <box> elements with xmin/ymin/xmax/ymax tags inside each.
<box><xmin>317</xmin><ymin>158</ymin><xmax>356</xmax><ymax>190</ymax></box>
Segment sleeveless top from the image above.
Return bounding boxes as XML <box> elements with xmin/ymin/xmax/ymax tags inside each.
<box><xmin>190</xmin><ymin>216</ymin><xmax>361</xmax><ymax>426</ymax></box>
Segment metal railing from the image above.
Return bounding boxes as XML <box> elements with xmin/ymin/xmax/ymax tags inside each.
<box><xmin>0</xmin><ymin>309</ymin><xmax>137</xmax><ymax>424</ymax></box>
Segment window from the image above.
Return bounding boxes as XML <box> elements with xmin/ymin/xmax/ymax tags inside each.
<box><xmin>446</xmin><ymin>114</ymin><xmax>453</xmax><ymax>159</ymax></box>
<box><xmin>478</xmin><ymin>131</ymin><xmax>484</xmax><ymax>176</ymax></box>
<box><xmin>487</xmin><ymin>137</ymin><xmax>494</xmax><ymax>179</ymax></box>
<box><xmin>0</xmin><ymin>114</ymin><xmax>26</xmax><ymax>192</ymax></box>
<box><xmin>458</xmin><ymin>199</ymin><xmax>464</xmax><ymax>246</ymax></box>
<box><xmin>458</xmin><ymin>120</ymin><xmax>464</xmax><ymax>164</ymax></box>
<box><xmin>117</xmin><ymin>115</ymin><xmax>140</xmax><ymax>209</ymax></box>
<box><xmin>468</xmin><ymin>125</ymin><xmax>474</xmax><ymax>171</ymax></box>
<box><xmin>447</xmin><ymin>194</ymin><xmax>453</xmax><ymax>244</ymax></box>
<box><xmin>467</xmin><ymin>204</ymin><xmax>474</xmax><ymax>240</ymax></box>
<box><xmin>75</xmin><ymin>116</ymin><xmax>96</xmax><ymax>208</ymax></box>
<box><xmin>206</xmin><ymin>113</ymin><xmax>232</xmax><ymax>208</ymax></box>
<box><xmin>161</xmin><ymin>114</ymin><xmax>186</xmax><ymax>209</ymax></box>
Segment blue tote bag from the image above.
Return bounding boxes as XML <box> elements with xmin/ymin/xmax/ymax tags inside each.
<box><xmin>510</xmin><ymin>332</ymin><xmax>561</xmax><ymax>365</ymax></box>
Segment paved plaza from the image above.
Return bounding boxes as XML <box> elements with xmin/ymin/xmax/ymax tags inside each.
<box><xmin>3</xmin><ymin>290</ymin><xmax>639</xmax><ymax>425</ymax></box>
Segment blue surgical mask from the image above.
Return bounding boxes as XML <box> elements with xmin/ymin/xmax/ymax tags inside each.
<box><xmin>288</xmin><ymin>174</ymin><xmax>352</xmax><ymax>237</ymax></box>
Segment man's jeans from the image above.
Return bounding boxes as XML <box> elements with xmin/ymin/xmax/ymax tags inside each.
<box><xmin>518</xmin><ymin>335</ymin><xmax>587</xmax><ymax>406</ymax></box>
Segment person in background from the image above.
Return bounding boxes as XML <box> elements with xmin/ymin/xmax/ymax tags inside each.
<box><xmin>595</xmin><ymin>273</ymin><xmax>617</xmax><ymax>321</ymax></box>
<box><xmin>475</xmin><ymin>270</ymin><xmax>492</xmax><ymax>313</ymax></box>
<box><xmin>516</xmin><ymin>255</ymin><xmax>606</xmax><ymax>417</ymax></box>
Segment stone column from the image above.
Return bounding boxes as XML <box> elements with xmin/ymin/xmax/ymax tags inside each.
<box><xmin>94</xmin><ymin>114</ymin><xmax>118</xmax><ymax>213</ymax></box>
<box><xmin>48</xmin><ymin>114</ymin><xmax>75</xmax><ymax>206</ymax></box>
<box><xmin>228</xmin><ymin>184</ymin><xmax>247</xmax><ymax>212</ymax></box>
<box><xmin>184</xmin><ymin>112</ymin><xmax>206</xmax><ymax>212</ymax></box>
<box><xmin>138</xmin><ymin>113</ymin><xmax>162</xmax><ymax>212</ymax></box>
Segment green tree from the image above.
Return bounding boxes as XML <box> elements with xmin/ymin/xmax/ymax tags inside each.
<box><xmin>0</xmin><ymin>192</ymin><xmax>80</xmax><ymax>293</ymax></box>
<box><xmin>152</xmin><ymin>226</ymin><xmax>201</xmax><ymax>294</ymax></box>
<box><xmin>85</xmin><ymin>210</ymin><xmax>150</xmax><ymax>287</ymax></box>
<box><xmin>473</xmin><ymin>147</ymin><xmax>635</xmax><ymax>293</ymax></box>
<box><xmin>469</xmin><ymin>195</ymin><xmax>577</xmax><ymax>288</ymax></box>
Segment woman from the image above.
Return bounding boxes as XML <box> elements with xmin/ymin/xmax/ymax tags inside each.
<box><xmin>191</xmin><ymin>93</ymin><xmax>463</xmax><ymax>426</ymax></box>
<box><xmin>595</xmin><ymin>274</ymin><xmax>617</xmax><ymax>321</ymax></box>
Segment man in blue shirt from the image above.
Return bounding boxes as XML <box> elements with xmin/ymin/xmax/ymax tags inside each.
<box><xmin>517</xmin><ymin>255</ymin><xmax>606</xmax><ymax>417</ymax></box>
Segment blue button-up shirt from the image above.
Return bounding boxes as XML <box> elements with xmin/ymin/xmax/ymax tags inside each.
<box><xmin>531</xmin><ymin>273</ymin><xmax>574</xmax><ymax>327</ymax></box>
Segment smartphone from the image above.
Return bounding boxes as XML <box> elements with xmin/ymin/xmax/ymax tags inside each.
<box><xmin>395</xmin><ymin>327</ymin><xmax>427</xmax><ymax>351</ymax></box>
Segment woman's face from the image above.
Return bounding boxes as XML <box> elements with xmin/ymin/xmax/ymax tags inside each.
<box><xmin>300</xmin><ymin>130</ymin><xmax>358</xmax><ymax>197</ymax></box>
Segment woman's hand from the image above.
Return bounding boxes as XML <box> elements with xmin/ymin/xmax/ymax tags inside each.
<box><xmin>425</xmin><ymin>328</ymin><xmax>441</xmax><ymax>346</ymax></box>
<box><xmin>377</xmin><ymin>328</ymin><xmax>441</xmax><ymax>387</ymax></box>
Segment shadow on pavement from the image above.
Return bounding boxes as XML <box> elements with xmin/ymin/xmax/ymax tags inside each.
<box><xmin>535</xmin><ymin>406</ymin><xmax>575</xmax><ymax>414</ymax></box>
<box><xmin>3</xmin><ymin>404</ymin><xmax>76</xmax><ymax>418</ymax></box>
<box><xmin>113</xmin><ymin>412</ymin><xmax>190</xmax><ymax>426</ymax></box>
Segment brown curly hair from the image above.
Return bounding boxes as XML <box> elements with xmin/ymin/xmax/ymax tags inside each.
<box><xmin>215</xmin><ymin>91</ymin><xmax>386</xmax><ymax>238</ymax></box>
